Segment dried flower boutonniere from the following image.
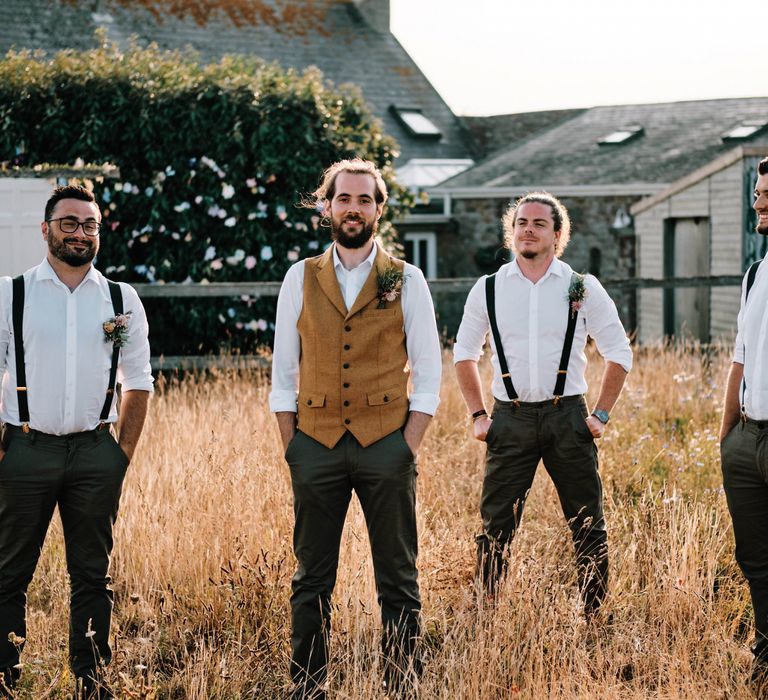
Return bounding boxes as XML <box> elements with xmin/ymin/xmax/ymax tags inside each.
<box><xmin>103</xmin><ymin>311</ymin><xmax>133</xmax><ymax>348</ymax></box>
<box><xmin>567</xmin><ymin>273</ymin><xmax>587</xmax><ymax>318</ymax></box>
<box><xmin>376</xmin><ymin>266</ymin><xmax>407</xmax><ymax>309</ymax></box>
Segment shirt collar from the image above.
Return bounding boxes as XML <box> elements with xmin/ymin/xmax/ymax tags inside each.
<box><xmin>332</xmin><ymin>240</ymin><xmax>378</xmax><ymax>272</ymax></box>
<box><xmin>34</xmin><ymin>257</ymin><xmax>102</xmax><ymax>290</ymax></box>
<box><xmin>505</xmin><ymin>256</ymin><xmax>564</xmax><ymax>281</ymax></box>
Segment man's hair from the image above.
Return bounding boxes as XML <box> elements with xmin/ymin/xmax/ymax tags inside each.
<box><xmin>308</xmin><ymin>158</ymin><xmax>388</xmax><ymax>207</ymax></box>
<box><xmin>502</xmin><ymin>191</ymin><xmax>571</xmax><ymax>258</ymax></box>
<box><xmin>759</xmin><ymin>157</ymin><xmax>768</xmax><ymax>176</ymax></box>
<box><xmin>44</xmin><ymin>185</ymin><xmax>97</xmax><ymax>221</ymax></box>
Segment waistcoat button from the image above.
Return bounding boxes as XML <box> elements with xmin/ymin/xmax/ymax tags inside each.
<box><xmin>343</xmin><ymin>363</ymin><xmax>349</xmax><ymax>369</ymax></box>
<box><xmin>344</xmin><ymin>418</ymin><xmax>351</xmax><ymax>425</ymax></box>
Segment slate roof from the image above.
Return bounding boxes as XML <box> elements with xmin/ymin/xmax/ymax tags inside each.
<box><xmin>444</xmin><ymin>97</ymin><xmax>768</xmax><ymax>189</ymax></box>
<box><xmin>0</xmin><ymin>0</ymin><xmax>472</xmax><ymax>165</ymax></box>
<box><xmin>462</xmin><ymin>109</ymin><xmax>585</xmax><ymax>160</ymax></box>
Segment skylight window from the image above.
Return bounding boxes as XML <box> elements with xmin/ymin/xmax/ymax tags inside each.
<box><xmin>597</xmin><ymin>125</ymin><xmax>644</xmax><ymax>146</ymax></box>
<box><xmin>722</xmin><ymin>121</ymin><xmax>768</xmax><ymax>142</ymax></box>
<box><xmin>390</xmin><ymin>106</ymin><xmax>442</xmax><ymax>139</ymax></box>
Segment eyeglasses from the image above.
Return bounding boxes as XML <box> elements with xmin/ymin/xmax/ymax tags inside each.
<box><xmin>46</xmin><ymin>217</ymin><xmax>102</xmax><ymax>237</ymax></box>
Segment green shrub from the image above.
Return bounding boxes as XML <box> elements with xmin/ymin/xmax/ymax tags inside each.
<box><xmin>0</xmin><ymin>40</ymin><xmax>410</xmax><ymax>354</ymax></box>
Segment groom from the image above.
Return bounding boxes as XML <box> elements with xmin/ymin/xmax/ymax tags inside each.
<box><xmin>269</xmin><ymin>159</ymin><xmax>442</xmax><ymax>699</ymax></box>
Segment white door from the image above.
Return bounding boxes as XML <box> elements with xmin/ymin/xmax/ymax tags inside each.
<box><xmin>0</xmin><ymin>178</ymin><xmax>51</xmax><ymax>277</ymax></box>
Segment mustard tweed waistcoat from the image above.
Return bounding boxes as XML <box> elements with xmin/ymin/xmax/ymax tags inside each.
<box><xmin>296</xmin><ymin>245</ymin><xmax>409</xmax><ymax>449</ymax></box>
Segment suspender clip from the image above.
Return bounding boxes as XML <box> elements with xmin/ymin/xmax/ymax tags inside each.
<box><xmin>553</xmin><ymin>395</ymin><xmax>562</xmax><ymax>406</ymax></box>
<box><xmin>21</xmin><ymin>423</ymin><xmax>30</xmax><ymax>434</ymax></box>
<box><xmin>512</xmin><ymin>399</ymin><xmax>521</xmax><ymax>409</ymax></box>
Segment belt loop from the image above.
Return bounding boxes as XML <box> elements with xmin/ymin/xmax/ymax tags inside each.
<box><xmin>28</xmin><ymin>428</ymin><xmax>36</xmax><ymax>444</ymax></box>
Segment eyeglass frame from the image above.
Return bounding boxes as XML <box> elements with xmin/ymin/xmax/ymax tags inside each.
<box><xmin>45</xmin><ymin>217</ymin><xmax>103</xmax><ymax>237</ymax></box>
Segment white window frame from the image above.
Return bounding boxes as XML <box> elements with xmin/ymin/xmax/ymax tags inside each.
<box><xmin>403</xmin><ymin>231</ymin><xmax>437</xmax><ymax>279</ymax></box>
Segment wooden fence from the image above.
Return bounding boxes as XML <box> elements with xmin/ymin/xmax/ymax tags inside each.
<box><xmin>136</xmin><ymin>275</ymin><xmax>746</xmax><ymax>370</ymax></box>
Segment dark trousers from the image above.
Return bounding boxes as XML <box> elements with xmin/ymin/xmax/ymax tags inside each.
<box><xmin>0</xmin><ymin>425</ymin><xmax>129</xmax><ymax>680</ymax></box>
<box><xmin>721</xmin><ymin>419</ymin><xmax>768</xmax><ymax>666</ymax></box>
<box><xmin>286</xmin><ymin>429</ymin><xmax>420</xmax><ymax>698</ymax></box>
<box><xmin>477</xmin><ymin>396</ymin><xmax>608</xmax><ymax>613</ymax></box>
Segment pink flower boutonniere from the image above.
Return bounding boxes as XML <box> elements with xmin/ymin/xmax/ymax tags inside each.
<box><xmin>103</xmin><ymin>311</ymin><xmax>133</xmax><ymax>348</ymax></box>
<box><xmin>376</xmin><ymin>266</ymin><xmax>407</xmax><ymax>309</ymax></box>
<box><xmin>567</xmin><ymin>273</ymin><xmax>587</xmax><ymax>318</ymax></box>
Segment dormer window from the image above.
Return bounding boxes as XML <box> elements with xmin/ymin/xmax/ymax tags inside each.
<box><xmin>722</xmin><ymin>120</ymin><xmax>768</xmax><ymax>142</ymax></box>
<box><xmin>390</xmin><ymin>106</ymin><xmax>442</xmax><ymax>139</ymax></box>
<box><xmin>597</xmin><ymin>125</ymin><xmax>644</xmax><ymax>146</ymax></box>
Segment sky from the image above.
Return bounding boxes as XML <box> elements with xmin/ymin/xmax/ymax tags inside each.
<box><xmin>390</xmin><ymin>0</ymin><xmax>767</xmax><ymax>117</ymax></box>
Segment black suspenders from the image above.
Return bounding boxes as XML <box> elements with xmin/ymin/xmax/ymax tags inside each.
<box><xmin>485</xmin><ymin>272</ymin><xmax>581</xmax><ymax>404</ymax></box>
<box><xmin>11</xmin><ymin>276</ymin><xmax>29</xmax><ymax>432</ymax></box>
<box><xmin>101</xmin><ymin>281</ymin><xmax>124</xmax><ymax>424</ymax></box>
<box><xmin>740</xmin><ymin>259</ymin><xmax>762</xmax><ymax>417</ymax></box>
<box><xmin>11</xmin><ymin>275</ymin><xmax>124</xmax><ymax>432</ymax></box>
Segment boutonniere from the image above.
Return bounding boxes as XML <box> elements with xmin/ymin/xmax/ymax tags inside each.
<box><xmin>103</xmin><ymin>311</ymin><xmax>133</xmax><ymax>348</ymax></box>
<box><xmin>567</xmin><ymin>273</ymin><xmax>587</xmax><ymax>318</ymax></box>
<box><xmin>376</xmin><ymin>266</ymin><xmax>407</xmax><ymax>309</ymax></box>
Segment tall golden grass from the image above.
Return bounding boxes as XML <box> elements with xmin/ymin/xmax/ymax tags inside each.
<box><xmin>14</xmin><ymin>343</ymin><xmax>757</xmax><ymax>698</ymax></box>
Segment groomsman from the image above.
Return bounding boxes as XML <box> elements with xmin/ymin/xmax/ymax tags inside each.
<box><xmin>720</xmin><ymin>156</ymin><xmax>768</xmax><ymax>692</ymax></box>
<box><xmin>270</xmin><ymin>159</ymin><xmax>442</xmax><ymax>699</ymax></box>
<box><xmin>0</xmin><ymin>185</ymin><xmax>153</xmax><ymax>699</ymax></box>
<box><xmin>453</xmin><ymin>192</ymin><xmax>632</xmax><ymax>614</ymax></box>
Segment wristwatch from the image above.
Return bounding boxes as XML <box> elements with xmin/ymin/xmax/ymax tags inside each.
<box><xmin>591</xmin><ymin>409</ymin><xmax>610</xmax><ymax>425</ymax></box>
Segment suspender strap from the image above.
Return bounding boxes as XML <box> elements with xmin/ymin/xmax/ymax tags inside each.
<box><xmin>553</xmin><ymin>303</ymin><xmax>580</xmax><ymax>400</ymax></box>
<box><xmin>485</xmin><ymin>273</ymin><xmax>518</xmax><ymax>401</ymax></box>
<box><xmin>741</xmin><ymin>259</ymin><xmax>762</xmax><ymax>416</ymax></box>
<box><xmin>100</xmin><ymin>281</ymin><xmax>124</xmax><ymax>423</ymax></box>
<box><xmin>11</xmin><ymin>275</ymin><xmax>30</xmax><ymax>430</ymax></box>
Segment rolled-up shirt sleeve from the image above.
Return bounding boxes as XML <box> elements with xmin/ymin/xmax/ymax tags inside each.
<box><xmin>453</xmin><ymin>276</ymin><xmax>489</xmax><ymax>364</ymax></box>
<box><xmin>117</xmin><ymin>283</ymin><xmax>154</xmax><ymax>392</ymax></box>
<box><xmin>584</xmin><ymin>275</ymin><xmax>633</xmax><ymax>373</ymax></box>
<box><xmin>269</xmin><ymin>261</ymin><xmax>304</xmax><ymax>413</ymax></box>
<box><xmin>733</xmin><ymin>270</ymin><xmax>749</xmax><ymax>364</ymax></box>
<box><xmin>402</xmin><ymin>265</ymin><xmax>441</xmax><ymax>415</ymax></box>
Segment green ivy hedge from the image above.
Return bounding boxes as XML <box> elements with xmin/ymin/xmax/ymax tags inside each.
<box><xmin>0</xmin><ymin>41</ymin><xmax>410</xmax><ymax>354</ymax></box>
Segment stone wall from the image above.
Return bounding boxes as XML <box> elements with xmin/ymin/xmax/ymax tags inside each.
<box><xmin>444</xmin><ymin>194</ymin><xmax>643</xmax><ymax>333</ymax></box>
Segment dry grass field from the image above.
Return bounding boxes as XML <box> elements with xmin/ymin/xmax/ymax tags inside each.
<box><xmin>12</xmin><ymin>343</ymin><xmax>759</xmax><ymax>699</ymax></box>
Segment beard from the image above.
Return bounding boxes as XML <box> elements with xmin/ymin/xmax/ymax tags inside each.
<box><xmin>48</xmin><ymin>235</ymin><xmax>97</xmax><ymax>266</ymax></box>
<box><xmin>331</xmin><ymin>216</ymin><xmax>377</xmax><ymax>249</ymax></box>
<box><xmin>519</xmin><ymin>250</ymin><xmax>538</xmax><ymax>259</ymax></box>
<box><xmin>757</xmin><ymin>220</ymin><xmax>768</xmax><ymax>236</ymax></box>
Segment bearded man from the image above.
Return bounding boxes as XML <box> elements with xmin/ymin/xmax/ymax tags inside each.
<box><xmin>0</xmin><ymin>185</ymin><xmax>153</xmax><ymax>699</ymax></box>
<box><xmin>270</xmin><ymin>159</ymin><xmax>441</xmax><ymax>699</ymax></box>
<box><xmin>720</xmin><ymin>156</ymin><xmax>768</xmax><ymax>693</ymax></box>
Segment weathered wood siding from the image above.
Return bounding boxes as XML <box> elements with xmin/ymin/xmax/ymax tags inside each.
<box><xmin>635</xmin><ymin>160</ymin><xmax>744</xmax><ymax>344</ymax></box>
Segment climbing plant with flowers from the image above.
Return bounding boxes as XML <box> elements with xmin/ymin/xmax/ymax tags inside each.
<box><xmin>0</xmin><ymin>41</ymin><xmax>412</xmax><ymax>354</ymax></box>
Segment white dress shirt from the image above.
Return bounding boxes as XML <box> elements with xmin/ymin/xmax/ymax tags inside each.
<box><xmin>269</xmin><ymin>242</ymin><xmax>442</xmax><ymax>415</ymax></box>
<box><xmin>0</xmin><ymin>259</ymin><xmax>154</xmax><ymax>435</ymax></box>
<box><xmin>734</xmin><ymin>258</ymin><xmax>768</xmax><ymax>419</ymax></box>
<box><xmin>453</xmin><ymin>258</ymin><xmax>632</xmax><ymax>402</ymax></box>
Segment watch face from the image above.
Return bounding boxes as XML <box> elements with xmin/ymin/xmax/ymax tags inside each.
<box><xmin>593</xmin><ymin>409</ymin><xmax>610</xmax><ymax>424</ymax></box>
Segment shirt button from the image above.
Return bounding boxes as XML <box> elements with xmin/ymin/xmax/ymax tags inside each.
<box><xmin>343</xmin><ymin>363</ymin><xmax>350</xmax><ymax>369</ymax></box>
<box><xmin>344</xmin><ymin>418</ymin><xmax>351</xmax><ymax>425</ymax></box>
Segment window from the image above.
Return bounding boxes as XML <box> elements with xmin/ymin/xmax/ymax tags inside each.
<box><xmin>403</xmin><ymin>232</ymin><xmax>437</xmax><ymax>279</ymax></box>
<box><xmin>722</xmin><ymin>121</ymin><xmax>768</xmax><ymax>142</ymax></box>
<box><xmin>389</xmin><ymin>106</ymin><xmax>442</xmax><ymax>139</ymax></box>
<box><xmin>597</xmin><ymin>125</ymin><xmax>644</xmax><ymax>146</ymax></box>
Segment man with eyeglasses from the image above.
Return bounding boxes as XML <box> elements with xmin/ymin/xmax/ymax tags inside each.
<box><xmin>0</xmin><ymin>185</ymin><xmax>153</xmax><ymax>699</ymax></box>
